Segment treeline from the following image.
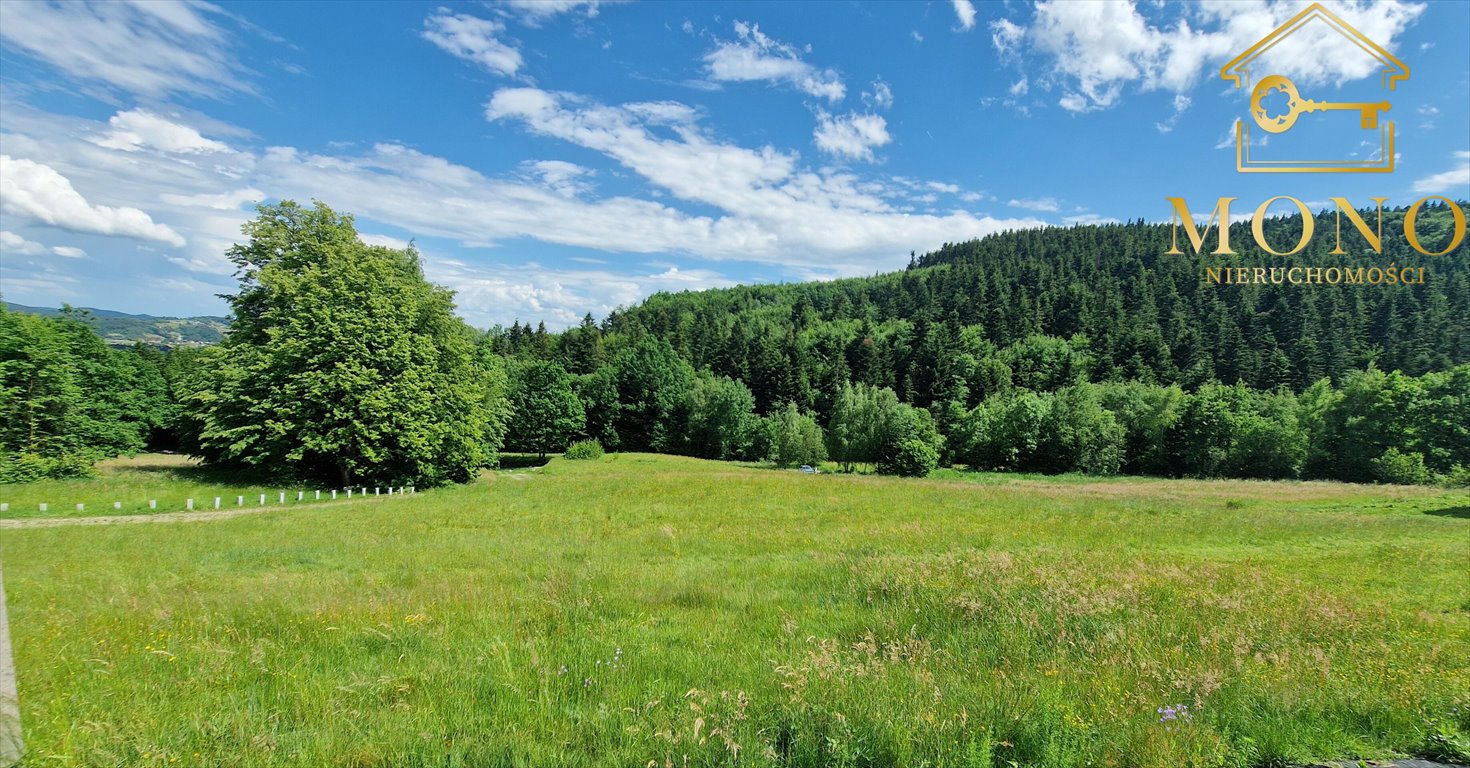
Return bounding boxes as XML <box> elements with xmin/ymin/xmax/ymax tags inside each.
<box><xmin>493</xmin><ymin>327</ymin><xmax>1469</xmax><ymax>484</ymax></box>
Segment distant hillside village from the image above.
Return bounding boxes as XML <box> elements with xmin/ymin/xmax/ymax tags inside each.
<box><xmin>3</xmin><ymin>303</ymin><xmax>228</xmax><ymax>349</ymax></box>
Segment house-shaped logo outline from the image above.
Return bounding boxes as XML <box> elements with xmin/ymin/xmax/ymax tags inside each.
<box><xmin>1220</xmin><ymin>2</ymin><xmax>1408</xmax><ymax>173</ymax></box>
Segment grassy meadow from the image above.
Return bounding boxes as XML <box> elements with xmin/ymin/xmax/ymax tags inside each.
<box><xmin>1</xmin><ymin>454</ymin><xmax>1468</xmax><ymax>767</ymax></box>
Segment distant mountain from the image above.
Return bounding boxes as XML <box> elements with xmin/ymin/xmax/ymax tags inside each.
<box><xmin>5</xmin><ymin>302</ymin><xmax>230</xmax><ymax>347</ymax></box>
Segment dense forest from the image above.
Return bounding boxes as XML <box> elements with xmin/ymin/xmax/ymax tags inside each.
<box><xmin>2</xmin><ymin>201</ymin><xmax>1466</xmax><ymax>487</ymax></box>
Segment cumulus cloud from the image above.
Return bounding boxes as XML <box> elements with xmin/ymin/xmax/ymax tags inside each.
<box><xmin>703</xmin><ymin>20</ymin><xmax>845</xmax><ymax>102</ymax></box>
<box><xmin>813</xmin><ymin>112</ymin><xmax>892</xmax><ymax>162</ymax></box>
<box><xmin>0</xmin><ymin>0</ymin><xmax>251</xmax><ymax>98</ymax></box>
<box><xmin>0</xmin><ymin>155</ymin><xmax>186</xmax><ymax>246</ymax></box>
<box><xmin>423</xmin><ymin>9</ymin><xmax>523</xmax><ymax>76</ymax></box>
<box><xmin>50</xmin><ymin>246</ymin><xmax>87</xmax><ymax>258</ymax></box>
<box><xmin>93</xmin><ymin>109</ymin><xmax>231</xmax><ymax>154</ymax></box>
<box><xmin>993</xmin><ymin>0</ymin><xmax>1425</xmax><ymax>113</ymax></box>
<box><xmin>952</xmin><ymin>0</ymin><xmax>978</xmax><ymax>31</ymax></box>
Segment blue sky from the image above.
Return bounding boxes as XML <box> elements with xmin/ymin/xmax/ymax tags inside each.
<box><xmin>1</xmin><ymin>0</ymin><xmax>1466</xmax><ymax>329</ymax></box>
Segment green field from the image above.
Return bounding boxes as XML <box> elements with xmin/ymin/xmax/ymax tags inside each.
<box><xmin>2</xmin><ymin>454</ymin><xmax>1468</xmax><ymax>767</ymax></box>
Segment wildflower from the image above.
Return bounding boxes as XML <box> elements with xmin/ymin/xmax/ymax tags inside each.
<box><xmin>1157</xmin><ymin>703</ymin><xmax>1192</xmax><ymax>730</ymax></box>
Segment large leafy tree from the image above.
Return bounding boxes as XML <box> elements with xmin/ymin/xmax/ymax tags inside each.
<box><xmin>506</xmin><ymin>360</ymin><xmax>585</xmax><ymax>457</ymax></box>
<box><xmin>190</xmin><ymin>201</ymin><xmax>501</xmax><ymax>486</ymax></box>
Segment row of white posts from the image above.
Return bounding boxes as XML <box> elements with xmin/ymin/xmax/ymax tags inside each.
<box><xmin>0</xmin><ymin>486</ymin><xmax>416</xmax><ymax>515</ymax></box>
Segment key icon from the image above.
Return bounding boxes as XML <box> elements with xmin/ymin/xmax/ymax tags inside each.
<box><xmin>1250</xmin><ymin>75</ymin><xmax>1390</xmax><ymax>133</ymax></box>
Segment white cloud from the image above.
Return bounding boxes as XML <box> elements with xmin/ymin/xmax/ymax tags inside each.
<box><xmin>996</xmin><ymin>0</ymin><xmax>1425</xmax><ymax>113</ymax></box>
<box><xmin>423</xmin><ymin>9</ymin><xmax>523</xmax><ymax>76</ymax></box>
<box><xmin>159</xmin><ymin>188</ymin><xmax>266</xmax><ymax>210</ymax></box>
<box><xmin>1</xmin><ymin>86</ymin><xmax>1043</xmax><ymax>326</ymax></box>
<box><xmin>94</xmin><ymin>109</ymin><xmax>231</xmax><ymax>154</ymax></box>
<box><xmin>1412</xmin><ymin>151</ymin><xmax>1470</xmax><ymax>195</ymax></box>
<box><xmin>1</xmin><ymin>229</ymin><xmax>87</xmax><ymax>263</ymax></box>
<box><xmin>703</xmin><ymin>20</ymin><xmax>845</xmax><ymax>102</ymax></box>
<box><xmin>813</xmin><ymin>112</ymin><xmax>892</xmax><ymax>162</ymax></box>
<box><xmin>990</xmin><ymin>18</ymin><xmax>1025</xmax><ymax>60</ymax></box>
<box><xmin>1154</xmin><ymin>93</ymin><xmax>1191</xmax><ymax>133</ymax></box>
<box><xmin>863</xmin><ymin>81</ymin><xmax>894</xmax><ymax>110</ymax></box>
<box><xmin>360</xmin><ymin>233</ymin><xmax>414</xmax><ymax>251</ymax></box>
<box><xmin>527</xmin><ymin>160</ymin><xmax>596</xmax><ymax>197</ymax></box>
<box><xmin>0</xmin><ymin>0</ymin><xmax>250</xmax><ymax>99</ymax></box>
<box><xmin>502</xmin><ymin>0</ymin><xmax>604</xmax><ymax>26</ymax></box>
<box><xmin>1007</xmin><ymin>197</ymin><xmax>1061</xmax><ymax>213</ymax></box>
<box><xmin>487</xmin><ymin>87</ymin><xmax>1045</xmax><ymax>267</ymax></box>
<box><xmin>952</xmin><ymin>0</ymin><xmax>978</xmax><ymax>31</ymax></box>
<box><xmin>1</xmin><ymin>231</ymin><xmax>48</xmax><ymax>256</ymax></box>
<box><xmin>0</xmin><ymin>155</ymin><xmax>186</xmax><ymax>247</ymax></box>
<box><xmin>1062</xmin><ymin>213</ymin><xmax>1118</xmax><ymax>226</ymax></box>
<box><xmin>425</xmin><ymin>257</ymin><xmax>735</xmax><ymax>328</ymax></box>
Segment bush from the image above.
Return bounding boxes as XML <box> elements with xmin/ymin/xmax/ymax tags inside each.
<box><xmin>0</xmin><ymin>451</ymin><xmax>96</xmax><ymax>483</ymax></box>
<box><xmin>878</xmin><ymin>438</ymin><xmax>939</xmax><ymax>477</ymax></box>
<box><xmin>563</xmin><ymin>439</ymin><xmax>605</xmax><ymax>461</ymax></box>
<box><xmin>1372</xmin><ymin>448</ymin><xmax>1430</xmax><ymax>485</ymax></box>
<box><xmin>1438</xmin><ymin>465</ymin><xmax>1470</xmax><ymax>488</ymax></box>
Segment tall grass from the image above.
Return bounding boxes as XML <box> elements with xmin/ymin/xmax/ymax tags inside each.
<box><xmin>2</xmin><ymin>453</ymin><xmax>1467</xmax><ymax>766</ymax></box>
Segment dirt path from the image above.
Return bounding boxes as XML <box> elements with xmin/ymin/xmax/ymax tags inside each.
<box><xmin>0</xmin><ymin>497</ymin><xmax>382</xmax><ymax>529</ymax></box>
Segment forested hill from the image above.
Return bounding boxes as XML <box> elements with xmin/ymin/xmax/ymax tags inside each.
<box><xmin>5</xmin><ymin>303</ymin><xmax>229</xmax><ymax>347</ymax></box>
<box><xmin>574</xmin><ymin>203</ymin><xmax>1467</xmax><ymax>413</ymax></box>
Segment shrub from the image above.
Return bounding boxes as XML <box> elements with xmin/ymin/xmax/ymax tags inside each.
<box><xmin>563</xmin><ymin>439</ymin><xmax>605</xmax><ymax>461</ymax></box>
<box><xmin>878</xmin><ymin>438</ymin><xmax>939</xmax><ymax>478</ymax></box>
<box><xmin>1372</xmin><ymin>448</ymin><xmax>1430</xmax><ymax>485</ymax></box>
<box><xmin>0</xmin><ymin>451</ymin><xmax>96</xmax><ymax>483</ymax></box>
